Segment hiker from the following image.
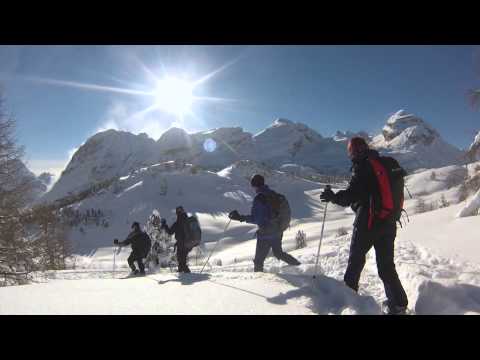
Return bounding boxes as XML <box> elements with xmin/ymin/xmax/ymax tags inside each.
<box><xmin>228</xmin><ymin>174</ymin><xmax>301</xmax><ymax>272</ymax></box>
<box><xmin>114</xmin><ymin>222</ymin><xmax>151</xmax><ymax>276</ymax></box>
<box><xmin>160</xmin><ymin>206</ymin><xmax>192</xmax><ymax>273</ymax></box>
<box><xmin>320</xmin><ymin>137</ymin><xmax>409</xmax><ymax>315</ymax></box>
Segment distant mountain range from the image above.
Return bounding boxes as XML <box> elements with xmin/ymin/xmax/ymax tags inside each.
<box><xmin>39</xmin><ymin>110</ymin><xmax>466</xmax><ymax>203</ymax></box>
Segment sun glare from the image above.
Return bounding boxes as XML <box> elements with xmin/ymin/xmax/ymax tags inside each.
<box><xmin>154</xmin><ymin>77</ymin><xmax>194</xmax><ymax>116</ymax></box>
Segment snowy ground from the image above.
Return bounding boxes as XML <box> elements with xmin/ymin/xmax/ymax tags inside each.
<box><xmin>2</xmin><ymin>164</ymin><xmax>480</xmax><ymax>315</ymax></box>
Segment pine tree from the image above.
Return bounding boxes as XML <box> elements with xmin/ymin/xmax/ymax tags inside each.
<box><xmin>439</xmin><ymin>194</ymin><xmax>450</xmax><ymax>208</ymax></box>
<box><xmin>295</xmin><ymin>230</ymin><xmax>307</xmax><ymax>249</ymax></box>
<box><xmin>415</xmin><ymin>198</ymin><xmax>427</xmax><ymax>214</ymax></box>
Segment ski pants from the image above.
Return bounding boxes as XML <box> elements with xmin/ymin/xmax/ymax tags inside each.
<box><xmin>344</xmin><ymin>222</ymin><xmax>408</xmax><ymax>308</ymax></box>
<box><xmin>177</xmin><ymin>246</ymin><xmax>191</xmax><ymax>273</ymax></box>
<box><xmin>127</xmin><ymin>251</ymin><xmax>145</xmax><ymax>273</ymax></box>
<box><xmin>253</xmin><ymin>232</ymin><xmax>300</xmax><ymax>271</ymax></box>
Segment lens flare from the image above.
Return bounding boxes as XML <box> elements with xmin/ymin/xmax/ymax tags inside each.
<box><xmin>203</xmin><ymin>138</ymin><xmax>217</xmax><ymax>153</ymax></box>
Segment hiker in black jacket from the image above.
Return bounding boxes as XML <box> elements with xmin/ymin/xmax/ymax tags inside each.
<box><xmin>114</xmin><ymin>222</ymin><xmax>151</xmax><ymax>276</ymax></box>
<box><xmin>320</xmin><ymin>137</ymin><xmax>408</xmax><ymax>315</ymax></box>
<box><xmin>161</xmin><ymin>206</ymin><xmax>191</xmax><ymax>273</ymax></box>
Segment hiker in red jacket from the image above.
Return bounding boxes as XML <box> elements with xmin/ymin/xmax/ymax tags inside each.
<box><xmin>320</xmin><ymin>137</ymin><xmax>408</xmax><ymax>315</ymax></box>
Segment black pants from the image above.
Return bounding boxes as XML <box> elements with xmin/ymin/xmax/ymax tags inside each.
<box><xmin>127</xmin><ymin>251</ymin><xmax>145</xmax><ymax>273</ymax></box>
<box><xmin>177</xmin><ymin>247</ymin><xmax>191</xmax><ymax>273</ymax></box>
<box><xmin>344</xmin><ymin>223</ymin><xmax>408</xmax><ymax>307</ymax></box>
<box><xmin>253</xmin><ymin>232</ymin><xmax>300</xmax><ymax>271</ymax></box>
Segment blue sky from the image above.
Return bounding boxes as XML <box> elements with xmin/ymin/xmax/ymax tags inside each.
<box><xmin>0</xmin><ymin>45</ymin><xmax>479</xmax><ymax>176</ymax></box>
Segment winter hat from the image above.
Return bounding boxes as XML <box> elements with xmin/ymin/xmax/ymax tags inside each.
<box><xmin>347</xmin><ymin>137</ymin><xmax>369</xmax><ymax>160</ymax></box>
<box><xmin>131</xmin><ymin>222</ymin><xmax>140</xmax><ymax>230</ymax></box>
<box><xmin>250</xmin><ymin>174</ymin><xmax>265</xmax><ymax>187</ymax></box>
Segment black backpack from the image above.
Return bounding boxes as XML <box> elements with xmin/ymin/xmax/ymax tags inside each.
<box><xmin>182</xmin><ymin>216</ymin><xmax>202</xmax><ymax>250</ymax></box>
<box><xmin>263</xmin><ymin>191</ymin><xmax>292</xmax><ymax>232</ymax></box>
<box><xmin>368</xmin><ymin>156</ymin><xmax>407</xmax><ymax>229</ymax></box>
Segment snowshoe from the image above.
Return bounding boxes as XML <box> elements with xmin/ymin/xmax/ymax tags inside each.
<box><xmin>121</xmin><ymin>270</ymin><xmax>140</xmax><ymax>279</ymax></box>
<box><xmin>382</xmin><ymin>301</ymin><xmax>408</xmax><ymax>315</ymax></box>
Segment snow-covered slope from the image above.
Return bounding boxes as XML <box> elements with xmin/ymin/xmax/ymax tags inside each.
<box><xmin>61</xmin><ymin>160</ymin><xmax>322</xmax><ymax>254</ymax></box>
<box><xmin>2</xmin><ymin>180</ymin><xmax>480</xmax><ymax>315</ymax></box>
<box><xmin>3</xmin><ymin>156</ymin><xmax>480</xmax><ymax>314</ymax></box>
<box><xmin>370</xmin><ymin>110</ymin><xmax>464</xmax><ymax>170</ymax></box>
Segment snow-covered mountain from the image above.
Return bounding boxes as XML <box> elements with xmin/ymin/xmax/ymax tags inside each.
<box><xmin>156</xmin><ymin>126</ymin><xmax>253</xmax><ymax>169</ymax></box>
<box><xmin>42</xmin><ymin>112</ymin><xmax>464</xmax><ymax>203</ymax></box>
<box><xmin>370</xmin><ymin>110</ymin><xmax>464</xmax><ymax>170</ymax></box>
<box><xmin>333</xmin><ymin>130</ymin><xmax>371</xmax><ymax>143</ymax></box>
<box><xmin>467</xmin><ymin>131</ymin><xmax>480</xmax><ymax>161</ymax></box>
<box><xmin>249</xmin><ymin>119</ymin><xmax>349</xmax><ymax>172</ymax></box>
<box><xmin>37</xmin><ymin>172</ymin><xmax>55</xmax><ymax>191</ymax></box>
<box><xmin>8</xmin><ymin>160</ymin><xmax>49</xmax><ymax>203</ymax></box>
<box><xmin>42</xmin><ymin>130</ymin><xmax>159</xmax><ymax>203</ymax></box>
<box><xmin>41</xmin><ymin>119</ymin><xmax>350</xmax><ymax>203</ymax></box>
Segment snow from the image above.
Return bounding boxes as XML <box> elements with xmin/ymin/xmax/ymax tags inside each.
<box><xmin>53</xmin><ymin>160</ymin><xmax>323</xmax><ymax>254</ymax></box>
<box><xmin>4</xmin><ymin>115</ymin><xmax>479</xmax><ymax>315</ymax></box>
<box><xmin>2</xmin><ymin>164</ymin><xmax>480</xmax><ymax>314</ymax></box>
<box><xmin>466</xmin><ymin>131</ymin><xmax>480</xmax><ymax>162</ymax></box>
<box><xmin>0</xmin><ymin>270</ymin><xmax>378</xmax><ymax>315</ymax></box>
<box><xmin>457</xmin><ymin>188</ymin><xmax>480</xmax><ymax>218</ymax></box>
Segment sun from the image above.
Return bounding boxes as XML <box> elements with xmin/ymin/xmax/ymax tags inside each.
<box><xmin>154</xmin><ymin>76</ymin><xmax>195</xmax><ymax>116</ymax></box>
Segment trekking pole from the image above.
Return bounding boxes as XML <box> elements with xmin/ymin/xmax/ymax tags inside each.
<box><xmin>200</xmin><ymin>218</ymin><xmax>231</xmax><ymax>274</ymax></box>
<box><xmin>113</xmin><ymin>246</ymin><xmax>117</xmax><ymax>278</ymax></box>
<box><xmin>404</xmin><ymin>184</ymin><xmax>413</xmax><ymax>199</ymax></box>
<box><xmin>313</xmin><ymin>185</ymin><xmax>331</xmax><ymax>279</ymax></box>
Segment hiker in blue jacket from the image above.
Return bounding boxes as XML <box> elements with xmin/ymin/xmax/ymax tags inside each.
<box><xmin>229</xmin><ymin>174</ymin><xmax>300</xmax><ymax>272</ymax></box>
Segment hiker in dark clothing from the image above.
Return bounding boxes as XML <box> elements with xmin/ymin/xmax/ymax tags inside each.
<box><xmin>114</xmin><ymin>222</ymin><xmax>151</xmax><ymax>276</ymax></box>
<box><xmin>320</xmin><ymin>137</ymin><xmax>408</xmax><ymax>315</ymax></box>
<box><xmin>160</xmin><ymin>206</ymin><xmax>191</xmax><ymax>273</ymax></box>
<box><xmin>229</xmin><ymin>174</ymin><xmax>301</xmax><ymax>272</ymax></box>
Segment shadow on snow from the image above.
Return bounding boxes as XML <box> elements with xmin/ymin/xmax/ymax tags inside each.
<box><xmin>415</xmin><ymin>281</ymin><xmax>480</xmax><ymax>315</ymax></box>
<box><xmin>266</xmin><ymin>273</ymin><xmax>381</xmax><ymax>315</ymax></box>
<box><xmin>157</xmin><ymin>272</ymin><xmax>211</xmax><ymax>286</ymax></box>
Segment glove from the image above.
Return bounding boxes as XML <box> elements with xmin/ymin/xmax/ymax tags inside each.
<box><xmin>228</xmin><ymin>210</ymin><xmax>245</xmax><ymax>222</ymax></box>
<box><xmin>160</xmin><ymin>218</ymin><xmax>166</xmax><ymax>226</ymax></box>
<box><xmin>113</xmin><ymin>239</ymin><xmax>119</xmax><ymax>245</ymax></box>
<box><xmin>320</xmin><ymin>187</ymin><xmax>335</xmax><ymax>203</ymax></box>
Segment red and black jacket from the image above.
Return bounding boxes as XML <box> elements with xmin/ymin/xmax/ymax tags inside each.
<box><xmin>330</xmin><ymin>149</ymin><xmax>398</xmax><ymax>232</ymax></box>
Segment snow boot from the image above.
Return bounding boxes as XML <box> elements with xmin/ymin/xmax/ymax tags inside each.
<box><xmin>123</xmin><ymin>270</ymin><xmax>139</xmax><ymax>278</ymax></box>
<box><xmin>382</xmin><ymin>301</ymin><xmax>407</xmax><ymax>315</ymax></box>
